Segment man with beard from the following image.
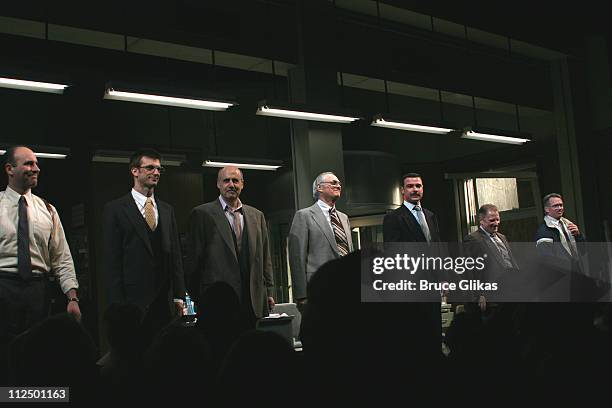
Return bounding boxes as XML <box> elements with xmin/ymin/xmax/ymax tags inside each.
<box><xmin>104</xmin><ymin>148</ymin><xmax>185</xmax><ymax>342</ymax></box>
<box><xmin>288</xmin><ymin>172</ymin><xmax>353</xmax><ymax>310</ymax></box>
<box><xmin>186</xmin><ymin>166</ymin><xmax>275</xmax><ymax>328</ymax></box>
<box><xmin>0</xmin><ymin>146</ymin><xmax>80</xmax><ymax>338</ymax></box>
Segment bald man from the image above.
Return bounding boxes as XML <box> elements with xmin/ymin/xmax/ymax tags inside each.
<box><xmin>186</xmin><ymin>166</ymin><xmax>275</xmax><ymax>327</ymax></box>
<box><xmin>0</xmin><ymin>146</ymin><xmax>80</xmax><ymax>339</ymax></box>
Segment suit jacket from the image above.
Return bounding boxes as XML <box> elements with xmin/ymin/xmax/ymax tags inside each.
<box><xmin>464</xmin><ymin>228</ymin><xmax>518</xmax><ymax>272</ymax></box>
<box><xmin>463</xmin><ymin>228</ymin><xmax>519</xmax><ymax>300</ymax></box>
<box><xmin>383</xmin><ymin>203</ymin><xmax>441</xmax><ymax>243</ymax></box>
<box><xmin>103</xmin><ymin>194</ymin><xmax>185</xmax><ymax>311</ymax></box>
<box><xmin>185</xmin><ymin>199</ymin><xmax>274</xmax><ymax>318</ymax></box>
<box><xmin>288</xmin><ymin>203</ymin><xmax>354</xmax><ymax>300</ymax></box>
<box><xmin>383</xmin><ymin>203</ymin><xmax>443</xmax><ymax>355</ymax></box>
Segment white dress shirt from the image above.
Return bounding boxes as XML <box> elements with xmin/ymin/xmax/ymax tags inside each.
<box><xmin>0</xmin><ymin>186</ymin><xmax>78</xmax><ymax>294</ymax></box>
<box><xmin>316</xmin><ymin>199</ymin><xmax>336</xmax><ymax>232</ymax></box>
<box><xmin>131</xmin><ymin>189</ymin><xmax>158</xmax><ymax>228</ymax></box>
<box><xmin>403</xmin><ymin>200</ymin><xmax>429</xmax><ymax>228</ymax></box>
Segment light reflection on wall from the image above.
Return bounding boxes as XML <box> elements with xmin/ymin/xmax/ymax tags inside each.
<box><xmin>476</xmin><ymin>178</ymin><xmax>519</xmax><ymax>211</ymax></box>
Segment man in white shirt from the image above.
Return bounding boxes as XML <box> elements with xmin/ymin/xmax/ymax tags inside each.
<box><xmin>0</xmin><ymin>146</ymin><xmax>80</xmax><ymax>339</ymax></box>
<box><xmin>186</xmin><ymin>166</ymin><xmax>275</xmax><ymax>328</ymax></box>
<box><xmin>288</xmin><ymin>172</ymin><xmax>354</xmax><ymax>309</ymax></box>
<box><xmin>103</xmin><ymin>148</ymin><xmax>185</xmax><ymax>342</ymax></box>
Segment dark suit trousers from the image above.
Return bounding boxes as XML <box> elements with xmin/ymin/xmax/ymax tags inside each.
<box><xmin>140</xmin><ymin>282</ymin><xmax>173</xmax><ymax>345</ymax></box>
<box><xmin>0</xmin><ymin>274</ymin><xmax>48</xmax><ymax>341</ymax></box>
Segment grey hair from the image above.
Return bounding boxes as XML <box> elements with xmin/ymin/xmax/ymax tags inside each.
<box><xmin>543</xmin><ymin>193</ymin><xmax>562</xmax><ymax>208</ymax></box>
<box><xmin>312</xmin><ymin>172</ymin><xmax>335</xmax><ymax>200</ymax></box>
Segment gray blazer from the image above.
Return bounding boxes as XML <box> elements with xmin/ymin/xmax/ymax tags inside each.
<box><xmin>288</xmin><ymin>203</ymin><xmax>354</xmax><ymax>299</ymax></box>
<box><xmin>185</xmin><ymin>199</ymin><xmax>274</xmax><ymax>318</ymax></box>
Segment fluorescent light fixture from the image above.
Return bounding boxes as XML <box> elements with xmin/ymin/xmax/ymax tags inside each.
<box><xmin>35</xmin><ymin>153</ymin><xmax>67</xmax><ymax>159</ymax></box>
<box><xmin>371</xmin><ymin>116</ymin><xmax>453</xmax><ymax>134</ymax></box>
<box><xmin>461</xmin><ymin>129</ymin><xmax>530</xmax><ymax>145</ymax></box>
<box><xmin>92</xmin><ymin>150</ymin><xmax>185</xmax><ymax>166</ymax></box>
<box><xmin>0</xmin><ymin>149</ymin><xmax>67</xmax><ymax>159</ymax></box>
<box><xmin>256</xmin><ymin>100</ymin><xmax>360</xmax><ymax>124</ymax></box>
<box><xmin>104</xmin><ymin>88</ymin><xmax>235</xmax><ymax>111</ymax></box>
<box><xmin>0</xmin><ymin>77</ymin><xmax>68</xmax><ymax>94</ymax></box>
<box><xmin>203</xmin><ymin>159</ymin><xmax>282</xmax><ymax>171</ymax></box>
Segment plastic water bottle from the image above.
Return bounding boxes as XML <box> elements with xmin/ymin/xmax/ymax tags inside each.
<box><xmin>185</xmin><ymin>293</ymin><xmax>196</xmax><ymax>316</ymax></box>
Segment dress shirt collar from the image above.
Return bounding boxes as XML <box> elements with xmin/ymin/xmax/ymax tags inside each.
<box><xmin>219</xmin><ymin>195</ymin><xmax>243</xmax><ymax>212</ymax></box>
<box><xmin>5</xmin><ymin>186</ymin><xmax>33</xmax><ymax>206</ymax></box>
<box><xmin>317</xmin><ymin>199</ymin><xmax>335</xmax><ymax>213</ymax></box>
<box><xmin>544</xmin><ymin>215</ymin><xmax>561</xmax><ymax>228</ymax></box>
<box><xmin>131</xmin><ymin>188</ymin><xmax>155</xmax><ymax>208</ymax></box>
<box><xmin>403</xmin><ymin>200</ymin><xmax>421</xmax><ymax>211</ymax></box>
<box><xmin>480</xmin><ymin>226</ymin><xmax>496</xmax><ymax>237</ymax></box>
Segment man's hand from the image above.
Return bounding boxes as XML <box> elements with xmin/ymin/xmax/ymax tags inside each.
<box><xmin>478</xmin><ymin>295</ymin><xmax>487</xmax><ymax>312</ymax></box>
<box><xmin>566</xmin><ymin>221</ymin><xmax>580</xmax><ymax>237</ymax></box>
<box><xmin>67</xmin><ymin>301</ymin><xmax>81</xmax><ymax>322</ymax></box>
<box><xmin>174</xmin><ymin>300</ymin><xmax>185</xmax><ymax>316</ymax></box>
<box><xmin>268</xmin><ymin>296</ymin><xmax>275</xmax><ymax>312</ymax></box>
<box><xmin>296</xmin><ymin>297</ymin><xmax>307</xmax><ymax>313</ymax></box>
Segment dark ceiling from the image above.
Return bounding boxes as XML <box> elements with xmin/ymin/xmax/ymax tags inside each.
<box><xmin>383</xmin><ymin>0</ymin><xmax>612</xmax><ymax>56</ymax></box>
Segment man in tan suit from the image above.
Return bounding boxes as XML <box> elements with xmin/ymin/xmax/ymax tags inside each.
<box><xmin>288</xmin><ymin>172</ymin><xmax>353</xmax><ymax>309</ymax></box>
<box><xmin>186</xmin><ymin>166</ymin><xmax>275</xmax><ymax>327</ymax></box>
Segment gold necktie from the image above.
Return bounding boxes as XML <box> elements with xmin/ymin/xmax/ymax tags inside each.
<box><xmin>144</xmin><ymin>197</ymin><xmax>156</xmax><ymax>231</ymax></box>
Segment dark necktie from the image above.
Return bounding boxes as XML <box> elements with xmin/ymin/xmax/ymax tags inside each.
<box><xmin>490</xmin><ymin>233</ymin><xmax>514</xmax><ymax>269</ymax></box>
<box><xmin>329</xmin><ymin>208</ymin><xmax>349</xmax><ymax>256</ymax></box>
<box><xmin>18</xmin><ymin>196</ymin><xmax>33</xmax><ymax>280</ymax></box>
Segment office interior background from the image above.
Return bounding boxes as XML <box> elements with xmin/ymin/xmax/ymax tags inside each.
<box><xmin>1</xmin><ymin>1</ymin><xmax>611</xmax><ymax>346</ymax></box>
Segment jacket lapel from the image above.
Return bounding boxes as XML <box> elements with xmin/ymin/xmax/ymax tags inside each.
<box><xmin>122</xmin><ymin>194</ymin><xmax>153</xmax><ymax>256</ymax></box>
<box><xmin>478</xmin><ymin>229</ymin><xmax>505</xmax><ymax>267</ymax></box>
<box><xmin>243</xmin><ymin>206</ymin><xmax>258</xmax><ymax>269</ymax></box>
<box><xmin>310</xmin><ymin>204</ymin><xmax>338</xmax><ymax>254</ymax></box>
<box><xmin>399</xmin><ymin>205</ymin><xmax>425</xmax><ymax>241</ymax></box>
<box><xmin>211</xmin><ymin>200</ymin><xmax>238</xmax><ymax>261</ymax></box>
<box><xmin>157</xmin><ymin>200</ymin><xmax>171</xmax><ymax>252</ymax></box>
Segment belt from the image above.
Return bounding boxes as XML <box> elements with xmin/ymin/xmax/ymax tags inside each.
<box><xmin>0</xmin><ymin>271</ymin><xmax>47</xmax><ymax>281</ymax></box>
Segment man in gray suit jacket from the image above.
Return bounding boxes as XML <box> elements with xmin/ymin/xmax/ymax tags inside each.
<box><xmin>463</xmin><ymin>204</ymin><xmax>519</xmax><ymax>311</ymax></box>
<box><xmin>186</xmin><ymin>166</ymin><xmax>275</xmax><ymax>326</ymax></box>
<box><xmin>288</xmin><ymin>172</ymin><xmax>354</xmax><ymax>308</ymax></box>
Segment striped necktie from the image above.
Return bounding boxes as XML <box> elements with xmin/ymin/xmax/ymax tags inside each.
<box><xmin>329</xmin><ymin>207</ymin><xmax>349</xmax><ymax>256</ymax></box>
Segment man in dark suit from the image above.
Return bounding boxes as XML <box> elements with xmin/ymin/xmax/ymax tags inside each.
<box><xmin>186</xmin><ymin>166</ymin><xmax>274</xmax><ymax>328</ymax></box>
<box><xmin>288</xmin><ymin>171</ymin><xmax>353</xmax><ymax>310</ymax></box>
<box><xmin>463</xmin><ymin>204</ymin><xmax>519</xmax><ymax>311</ymax></box>
<box><xmin>383</xmin><ymin>173</ymin><xmax>442</xmax><ymax>356</ymax></box>
<box><xmin>383</xmin><ymin>173</ymin><xmax>440</xmax><ymax>244</ymax></box>
<box><xmin>104</xmin><ymin>148</ymin><xmax>185</xmax><ymax>340</ymax></box>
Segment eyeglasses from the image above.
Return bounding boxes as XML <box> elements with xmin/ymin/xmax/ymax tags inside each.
<box><xmin>320</xmin><ymin>180</ymin><xmax>342</xmax><ymax>187</ymax></box>
<box><xmin>139</xmin><ymin>165</ymin><xmax>165</xmax><ymax>174</ymax></box>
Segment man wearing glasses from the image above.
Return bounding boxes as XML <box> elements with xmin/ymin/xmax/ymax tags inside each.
<box><xmin>103</xmin><ymin>148</ymin><xmax>185</xmax><ymax>343</ymax></box>
<box><xmin>288</xmin><ymin>172</ymin><xmax>354</xmax><ymax>310</ymax></box>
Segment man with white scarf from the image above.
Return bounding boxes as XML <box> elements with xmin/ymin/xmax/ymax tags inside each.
<box><xmin>535</xmin><ymin>193</ymin><xmax>587</xmax><ymax>300</ymax></box>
